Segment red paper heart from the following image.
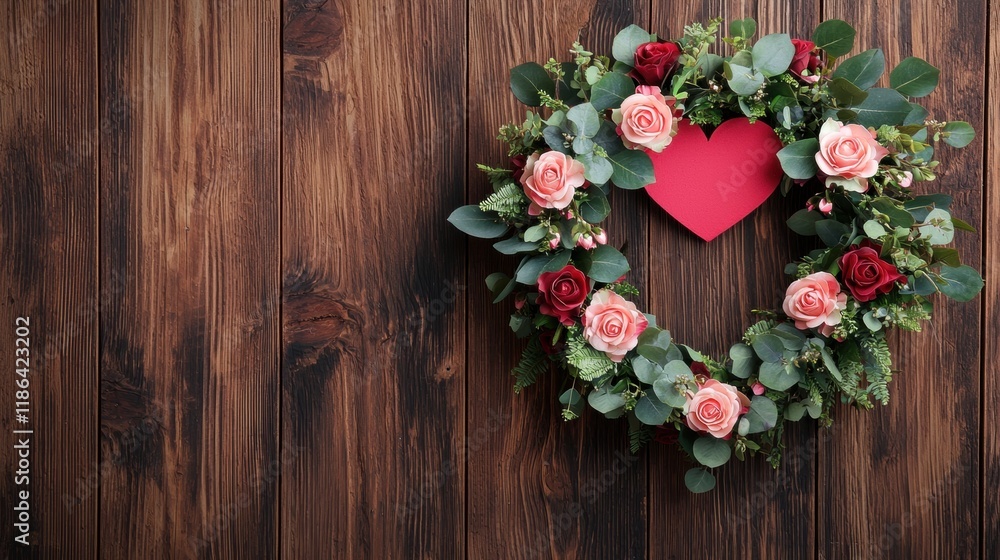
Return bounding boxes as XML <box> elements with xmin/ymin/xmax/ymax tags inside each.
<box><xmin>645</xmin><ymin>118</ymin><xmax>784</xmax><ymax>242</ymax></box>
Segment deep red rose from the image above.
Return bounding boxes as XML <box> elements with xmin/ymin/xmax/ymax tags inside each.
<box><xmin>654</xmin><ymin>424</ymin><xmax>679</xmax><ymax>445</ymax></box>
<box><xmin>689</xmin><ymin>362</ymin><xmax>711</xmax><ymax>378</ymax></box>
<box><xmin>511</xmin><ymin>154</ymin><xmax>528</xmax><ymax>182</ymax></box>
<box><xmin>536</xmin><ymin>265</ymin><xmax>590</xmax><ymax>326</ymax></box>
<box><xmin>838</xmin><ymin>243</ymin><xmax>906</xmax><ymax>302</ymax></box>
<box><xmin>789</xmin><ymin>39</ymin><xmax>823</xmax><ymax>83</ymax></box>
<box><xmin>630</xmin><ymin>40</ymin><xmax>682</xmax><ymax>86</ymax></box>
<box><xmin>538</xmin><ymin>329</ymin><xmax>565</xmax><ymax>355</ymax></box>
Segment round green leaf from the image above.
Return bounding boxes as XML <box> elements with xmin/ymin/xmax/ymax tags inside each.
<box><xmin>693</xmin><ymin>437</ymin><xmax>732</xmax><ymax>468</ymax></box>
<box><xmin>448</xmin><ymin>205</ymin><xmax>509</xmax><ymax>239</ymax></box>
<box><xmin>591</xmin><ymin>71</ymin><xmax>635</xmax><ymax>111</ymax></box>
<box><xmin>612</xmin><ymin>25</ymin><xmax>652</xmax><ymax>67</ymax></box>
<box><xmin>632</xmin><ymin>355</ymin><xmax>664</xmax><ymax>384</ymax></box>
<box><xmin>832</xmin><ymin>49</ymin><xmax>885</xmax><ymax>90</ymax></box>
<box><xmin>510</xmin><ymin>62</ymin><xmax>555</xmax><ymax>107</ymax></box>
<box><xmin>777</xmin><ymin>139</ymin><xmax>820</xmax><ymax>180</ymax></box>
<box><xmin>759</xmin><ymin>361</ymin><xmax>801</xmax><ymax>391</ymax></box>
<box><xmin>729</xmin><ymin>343</ymin><xmax>757</xmax><ymax>379</ymax></box>
<box><xmin>853</xmin><ymin>88</ymin><xmax>912</xmax><ymax>128</ymax></box>
<box><xmin>937</xmin><ymin>265</ymin><xmax>984</xmax><ymax>302</ymax></box>
<box><xmin>811</xmin><ymin>19</ymin><xmax>856</xmax><ymax>57</ymax></box>
<box><xmin>920</xmin><ymin>208</ymin><xmax>954</xmax><ymax>245</ymax></box>
<box><xmin>889</xmin><ymin>57</ymin><xmax>939</xmax><ymax>98</ymax></box>
<box><xmin>576</xmin><ymin>244</ymin><xmax>629</xmax><ymax>282</ymax></box>
<box><xmin>684</xmin><ymin>468</ymin><xmax>716</xmax><ymax>493</ymax></box>
<box><xmin>787</xmin><ymin>208</ymin><xmax>822</xmax><ymax>235</ymax></box>
<box><xmin>588</xmin><ymin>386</ymin><xmax>627</xmax><ymax>414</ymax></box>
<box><xmin>566</xmin><ymin>103</ymin><xmax>601</xmax><ymax>138</ymax></box>
<box><xmin>942</xmin><ymin>121</ymin><xmax>975</xmax><ymax>148</ymax></box>
<box><xmin>751</xmin><ymin>33</ymin><xmax>795</xmax><ymax>77</ymax></box>
<box><xmin>730</xmin><ymin>18</ymin><xmax>757</xmax><ymax>39</ymax></box>
<box><xmin>744</xmin><ymin>396</ymin><xmax>778</xmax><ymax>434</ymax></box>
<box><xmin>608</xmin><ymin>149</ymin><xmax>655</xmax><ymax>190</ymax></box>
<box><xmin>752</xmin><ymin>334</ymin><xmax>785</xmax><ymax>363</ymax></box>
<box><xmin>634</xmin><ymin>395</ymin><xmax>669</xmax><ymax>426</ymax></box>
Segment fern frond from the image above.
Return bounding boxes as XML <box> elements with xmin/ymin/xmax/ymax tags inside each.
<box><xmin>479</xmin><ymin>182</ymin><xmax>526</xmax><ymax>220</ymax></box>
<box><xmin>512</xmin><ymin>337</ymin><xmax>548</xmax><ymax>393</ymax></box>
<box><xmin>564</xmin><ymin>332</ymin><xmax>614</xmax><ymax>381</ymax></box>
<box><xmin>860</xmin><ymin>336</ymin><xmax>893</xmax><ymax>405</ymax></box>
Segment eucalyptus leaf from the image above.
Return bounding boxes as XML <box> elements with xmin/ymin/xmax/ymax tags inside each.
<box><xmin>566</xmin><ymin>103</ymin><xmax>601</xmax><ymax>138</ymax></box>
<box><xmin>920</xmin><ymin>208</ymin><xmax>954</xmax><ymax>245</ymax></box>
<box><xmin>612</xmin><ymin>25</ymin><xmax>652</xmax><ymax>67</ymax></box>
<box><xmin>937</xmin><ymin>265</ymin><xmax>984</xmax><ymax>302</ymax></box>
<box><xmin>608</xmin><ymin>149</ymin><xmax>655</xmax><ymax>190</ymax></box>
<box><xmin>787</xmin><ymin>208</ymin><xmax>822</xmax><ymax>235</ymax></box>
<box><xmin>853</xmin><ymin>88</ymin><xmax>912</xmax><ymax>128</ymax></box>
<box><xmin>510</xmin><ymin>62</ymin><xmax>556</xmax><ymax>106</ymax></box>
<box><xmin>752</xmin><ymin>33</ymin><xmax>795</xmax><ymax>77</ymax></box>
<box><xmin>811</xmin><ymin>19</ymin><xmax>856</xmax><ymax>57</ymax></box>
<box><xmin>832</xmin><ymin>49</ymin><xmax>885</xmax><ymax>90</ymax></box>
<box><xmin>634</xmin><ymin>395</ymin><xmax>669</xmax><ymax>426</ymax></box>
<box><xmin>448</xmin><ymin>205</ymin><xmax>509</xmax><ymax>238</ymax></box>
<box><xmin>684</xmin><ymin>468</ymin><xmax>716</xmax><ymax>493</ymax></box>
<box><xmin>633</xmin><ymin>355</ymin><xmax>664</xmax><ymax>384</ymax></box>
<box><xmin>942</xmin><ymin>121</ymin><xmax>975</xmax><ymax>148</ymax></box>
<box><xmin>576</xmin><ymin>244</ymin><xmax>629</xmax><ymax>282</ymax></box>
<box><xmin>579</xmin><ymin>189</ymin><xmax>611</xmax><ymax>223</ymax></box>
<box><xmin>889</xmin><ymin>57</ymin><xmax>939</xmax><ymax>97</ymax></box>
<box><xmin>759</xmin><ymin>361</ymin><xmax>800</xmax><ymax>391</ymax></box>
<box><xmin>588</xmin><ymin>386</ymin><xmax>627</xmax><ymax>414</ymax></box>
<box><xmin>729</xmin><ymin>343</ymin><xmax>757</xmax><ymax>379</ymax></box>
<box><xmin>515</xmin><ymin>251</ymin><xmax>571</xmax><ymax>285</ymax></box>
<box><xmin>730</xmin><ymin>18</ymin><xmax>757</xmax><ymax>39</ymax></box>
<box><xmin>752</xmin><ymin>334</ymin><xmax>785</xmax><ymax>363</ymax></box>
<box><xmin>591</xmin><ymin>71</ymin><xmax>635</xmax><ymax>111</ymax></box>
<box><xmin>726</xmin><ymin>63</ymin><xmax>766</xmax><ymax>95</ymax></box>
<box><xmin>777</xmin><ymin>139</ymin><xmax>820</xmax><ymax>179</ymax></box>
<box><xmin>744</xmin><ymin>396</ymin><xmax>778</xmax><ymax>434</ymax></box>
<box><xmin>693</xmin><ymin>437</ymin><xmax>732</xmax><ymax>468</ymax></box>
<box><xmin>815</xmin><ymin>219</ymin><xmax>851</xmax><ymax>247</ymax></box>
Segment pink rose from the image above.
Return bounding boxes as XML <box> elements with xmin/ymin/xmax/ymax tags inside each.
<box><xmin>815</xmin><ymin>119</ymin><xmax>890</xmax><ymax>193</ymax></box>
<box><xmin>899</xmin><ymin>171</ymin><xmax>913</xmax><ymax>188</ymax></box>
<box><xmin>576</xmin><ymin>234</ymin><xmax>596</xmax><ymax>250</ymax></box>
<box><xmin>782</xmin><ymin>272</ymin><xmax>847</xmax><ymax>331</ymax></box>
<box><xmin>520</xmin><ymin>151</ymin><xmax>586</xmax><ymax>213</ymax></box>
<box><xmin>612</xmin><ymin>85</ymin><xmax>678</xmax><ymax>152</ymax></box>
<box><xmin>583</xmin><ymin>289</ymin><xmax>648</xmax><ymax>362</ymax></box>
<box><xmin>818</xmin><ymin>199</ymin><xmax>833</xmax><ymax>214</ymax></box>
<box><xmin>684</xmin><ymin>379</ymin><xmax>750</xmax><ymax>439</ymax></box>
<box><xmin>751</xmin><ymin>382</ymin><xmax>766</xmax><ymax>396</ymax></box>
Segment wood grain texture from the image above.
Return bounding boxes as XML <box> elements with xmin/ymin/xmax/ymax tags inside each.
<box><xmin>983</xmin><ymin>0</ymin><xmax>998</xmax><ymax>556</ymax></box>
<box><xmin>280</xmin><ymin>0</ymin><xmax>467</xmax><ymax>556</ymax></box>
<box><xmin>818</xmin><ymin>1</ymin><xmax>986</xmax><ymax>558</ymax></box>
<box><xmin>98</xmin><ymin>1</ymin><xmax>280</xmax><ymax>557</ymax></box>
<box><xmin>0</xmin><ymin>1</ymin><xmax>97</xmax><ymax>557</ymax></box>
<box><xmin>645</xmin><ymin>2</ymin><xmax>819</xmax><ymax>559</ymax></box>
<box><xmin>466</xmin><ymin>1</ymin><xmax>650</xmax><ymax>558</ymax></box>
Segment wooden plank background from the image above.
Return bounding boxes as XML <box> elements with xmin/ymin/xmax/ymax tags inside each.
<box><xmin>0</xmin><ymin>0</ymin><xmax>993</xmax><ymax>558</ymax></box>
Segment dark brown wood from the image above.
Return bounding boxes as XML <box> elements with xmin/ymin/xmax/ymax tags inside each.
<box><xmin>0</xmin><ymin>1</ymin><xmax>98</xmax><ymax>557</ymax></box>
<box><xmin>817</xmin><ymin>1</ymin><xmax>986</xmax><ymax>558</ymax></box>
<box><xmin>280</xmin><ymin>0</ymin><xmax>467</xmax><ymax>556</ymax></box>
<box><xmin>98</xmin><ymin>1</ymin><xmax>280</xmax><ymax>557</ymax></box>
<box><xmin>466</xmin><ymin>1</ymin><xmax>650</xmax><ymax>558</ymax></box>
<box><xmin>645</xmin><ymin>3</ymin><xmax>819</xmax><ymax>558</ymax></box>
<box><xmin>983</xmin><ymin>0</ymin><xmax>998</xmax><ymax>557</ymax></box>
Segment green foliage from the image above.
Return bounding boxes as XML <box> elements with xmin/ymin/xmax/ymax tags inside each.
<box><xmin>512</xmin><ymin>337</ymin><xmax>549</xmax><ymax>393</ymax></box>
<box><xmin>479</xmin><ymin>182</ymin><xmax>527</xmax><ymax>220</ymax></box>
<box><xmin>565</xmin><ymin>329</ymin><xmax>615</xmax><ymax>381</ymax></box>
<box><xmin>860</xmin><ymin>336</ymin><xmax>893</xmax><ymax>405</ymax></box>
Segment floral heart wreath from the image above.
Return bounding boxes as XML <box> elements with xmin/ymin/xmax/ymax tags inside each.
<box><xmin>449</xmin><ymin>19</ymin><xmax>983</xmax><ymax>492</ymax></box>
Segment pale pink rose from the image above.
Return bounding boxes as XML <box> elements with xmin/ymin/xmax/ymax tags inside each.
<box><xmin>684</xmin><ymin>379</ymin><xmax>751</xmax><ymax>438</ymax></box>
<box><xmin>815</xmin><ymin>119</ymin><xmax>889</xmax><ymax>193</ymax></box>
<box><xmin>576</xmin><ymin>234</ymin><xmax>596</xmax><ymax>250</ymax></box>
<box><xmin>593</xmin><ymin>229</ymin><xmax>608</xmax><ymax>245</ymax></box>
<box><xmin>548</xmin><ymin>233</ymin><xmax>561</xmax><ymax>250</ymax></box>
<box><xmin>899</xmin><ymin>171</ymin><xmax>913</xmax><ymax>188</ymax></box>
<box><xmin>612</xmin><ymin>85</ymin><xmax>678</xmax><ymax>152</ymax></box>
<box><xmin>818</xmin><ymin>199</ymin><xmax>833</xmax><ymax>214</ymax></box>
<box><xmin>583</xmin><ymin>289</ymin><xmax>648</xmax><ymax>362</ymax></box>
<box><xmin>520</xmin><ymin>151</ymin><xmax>586</xmax><ymax>213</ymax></box>
<box><xmin>782</xmin><ymin>272</ymin><xmax>848</xmax><ymax>330</ymax></box>
<box><xmin>751</xmin><ymin>382</ymin><xmax>766</xmax><ymax>396</ymax></box>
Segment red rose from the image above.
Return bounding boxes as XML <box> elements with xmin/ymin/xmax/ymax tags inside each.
<box><xmin>630</xmin><ymin>40</ymin><xmax>681</xmax><ymax>86</ymax></box>
<box><xmin>838</xmin><ymin>243</ymin><xmax>905</xmax><ymax>302</ymax></box>
<box><xmin>511</xmin><ymin>154</ymin><xmax>528</xmax><ymax>182</ymax></box>
<box><xmin>789</xmin><ymin>39</ymin><xmax>823</xmax><ymax>83</ymax></box>
<box><xmin>538</xmin><ymin>329</ymin><xmax>565</xmax><ymax>355</ymax></box>
<box><xmin>536</xmin><ymin>265</ymin><xmax>590</xmax><ymax>326</ymax></box>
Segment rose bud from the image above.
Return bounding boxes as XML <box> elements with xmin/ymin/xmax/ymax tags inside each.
<box><xmin>630</xmin><ymin>40</ymin><xmax>682</xmax><ymax>86</ymax></box>
<box><xmin>751</xmin><ymin>382</ymin><xmax>766</xmax><ymax>396</ymax></box>
<box><xmin>548</xmin><ymin>233</ymin><xmax>561</xmax><ymax>250</ymax></box>
<box><xmin>593</xmin><ymin>229</ymin><xmax>608</xmax><ymax>245</ymax></box>
<box><xmin>818</xmin><ymin>199</ymin><xmax>833</xmax><ymax>214</ymax></box>
<box><xmin>789</xmin><ymin>39</ymin><xmax>823</xmax><ymax>83</ymax></box>
<box><xmin>577</xmin><ymin>234</ymin><xmax>596</xmax><ymax>250</ymax></box>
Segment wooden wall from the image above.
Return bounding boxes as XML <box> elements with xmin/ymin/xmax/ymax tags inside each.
<box><xmin>0</xmin><ymin>0</ymin><xmax>994</xmax><ymax>557</ymax></box>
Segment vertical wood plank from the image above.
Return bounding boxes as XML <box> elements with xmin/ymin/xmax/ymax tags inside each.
<box><xmin>0</xmin><ymin>1</ymin><xmax>97</xmax><ymax>557</ymax></box>
<box><xmin>646</xmin><ymin>2</ymin><xmax>819</xmax><ymax>558</ymax></box>
<box><xmin>99</xmin><ymin>1</ymin><xmax>281</xmax><ymax>557</ymax></box>
<box><xmin>818</xmin><ymin>1</ymin><xmax>985</xmax><ymax>558</ymax></box>
<box><xmin>280</xmin><ymin>0</ymin><xmax>467</xmax><ymax>556</ymax></box>
<box><xmin>982</xmin><ymin>0</ymin><xmax>998</xmax><ymax>557</ymax></box>
<box><xmin>466</xmin><ymin>1</ymin><xmax>650</xmax><ymax>558</ymax></box>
